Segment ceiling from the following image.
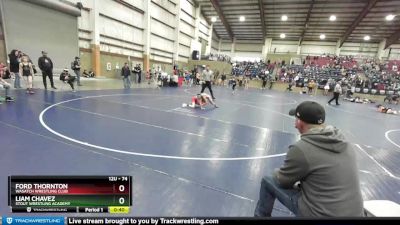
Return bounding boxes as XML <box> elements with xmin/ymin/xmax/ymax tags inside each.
<box><xmin>195</xmin><ymin>0</ymin><xmax>400</xmax><ymax>47</ymax></box>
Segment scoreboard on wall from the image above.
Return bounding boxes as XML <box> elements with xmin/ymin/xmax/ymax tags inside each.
<box><xmin>8</xmin><ymin>176</ymin><xmax>132</xmax><ymax>213</ymax></box>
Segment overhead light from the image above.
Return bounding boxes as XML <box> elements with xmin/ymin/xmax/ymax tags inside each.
<box><xmin>280</xmin><ymin>33</ymin><xmax>286</xmax><ymax>39</ymax></box>
<box><xmin>329</xmin><ymin>15</ymin><xmax>336</xmax><ymax>21</ymax></box>
<box><xmin>385</xmin><ymin>14</ymin><xmax>395</xmax><ymax>21</ymax></box>
<box><xmin>211</xmin><ymin>17</ymin><xmax>217</xmax><ymax>22</ymax></box>
<box><xmin>320</xmin><ymin>34</ymin><xmax>326</xmax><ymax>40</ymax></box>
<box><xmin>239</xmin><ymin>16</ymin><xmax>245</xmax><ymax>22</ymax></box>
<box><xmin>364</xmin><ymin>35</ymin><xmax>370</xmax><ymax>41</ymax></box>
<box><xmin>281</xmin><ymin>15</ymin><xmax>288</xmax><ymax>21</ymax></box>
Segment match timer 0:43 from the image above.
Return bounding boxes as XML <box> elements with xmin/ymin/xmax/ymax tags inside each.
<box><xmin>8</xmin><ymin>176</ymin><xmax>132</xmax><ymax>213</ymax></box>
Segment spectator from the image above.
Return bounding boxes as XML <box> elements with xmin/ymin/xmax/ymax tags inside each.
<box><xmin>72</xmin><ymin>57</ymin><xmax>82</xmax><ymax>86</ymax></box>
<box><xmin>121</xmin><ymin>63</ymin><xmax>131</xmax><ymax>89</ymax></box>
<box><xmin>254</xmin><ymin>101</ymin><xmax>363</xmax><ymax>217</ymax></box>
<box><xmin>38</xmin><ymin>51</ymin><xmax>57</xmax><ymax>90</ymax></box>
<box><xmin>88</xmin><ymin>70</ymin><xmax>95</xmax><ymax>78</ymax></box>
<box><xmin>384</xmin><ymin>94</ymin><xmax>399</xmax><ymax>104</ymax></box>
<box><xmin>59</xmin><ymin>68</ymin><xmax>76</xmax><ymax>92</ymax></box>
<box><xmin>133</xmin><ymin>64</ymin><xmax>142</xmax><ymax>84</ymax></box>
<box><xmin>171</xmin><ymin>74</ymin><xmax>179</xmax><ymax>87</ymax></box>
<box><xmin>231</xmin><ymin>77</ymin><xmax>237</xmax><ymax>94</ymax></box>
<box><xmin>392</xmin><ymin>63</ymin><xmax>397</xmax><ymax>72</ymax></box>
<box><xmin>323</xmin><ymin>82</ymin><xmax>330</xmax><ymax>96</ymax></box>
<box><xmin>82</xmin><ymin>70</ymin><xmax>90</xmax><ymax>78</ymax></box>
<box><xmin>137</xmin><ymin>64</ymin><xmax>142</xmax><ymax>84</ymax></box>
<box><xmin>261</xmin><ymin>71</ymin><xmax>268</xmax><ymax>90</ymax></box>
<box><xmin>20</xmin><ymin>54</ymin><xmax>35</xmax><ymax>94</ymax></box>
<box><xmin>221</xmin><ymin>73</ymin><xmax>227</xmax><ymax>86</ymax></box>
<box><xmin>0</xmin><ymin>68</ymin><xmax>14</xmax><ymax>102</ymax></box>
<box><xmin>0</xmin><ymin>62</ymin><xmax>10</xmax><ymax>79</ymax></box>
<box><xmin>184</xmin><ymin>71</ymin><xmax>191</xmax><ymax>87</ymax></box>
<box><xmin>243</xmin><ymin>76</ymin><xmax>249</xmax><ymax>89</ymax></box>
<box><xmin>307</xmin><ymin>80</ymin><xmax>316</xmax><ymax>95</ymax></box>
<box><xmin>268</xmin><ymin>73</ymin><xmax>275</xmax><ymax>90</ymax></box>
<box><xmin>286</xmin><ymin>76</ymin><xmax>295</xmax><ymax>91</ymax></box>
<box><xmin>8</xmin><ymin>49</ymin><xmax>22</xmax><ymax>89</ymax></box>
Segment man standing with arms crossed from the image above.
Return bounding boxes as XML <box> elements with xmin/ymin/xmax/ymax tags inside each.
<box><xmin>38</xmin><ymin>51</ymin><xmax>57</xmax><ymax>90</ymax></box>
<box><xmin>200</xmin><ymin>65</ymin><xmax>215</xmax><ymax>99</ymax></box>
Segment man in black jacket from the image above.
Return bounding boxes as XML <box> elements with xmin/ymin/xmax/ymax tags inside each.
<box><xmin>8</xmin><ymin>49</ymin><xmax>22</xmax><ymax>88</ymax></box>
<box><xmin>38</xmin><ymin>51</ymin><xmax>56</xmax><ymax>89</ymax></box>
<box><xmin>134</xmin><ymin>64</ymin><xmax>142</xmax><ymax>84</ymax></box>
<box><xmin>121</xmin><ymin>63</ymin><xmax>131</xmax><ymax>89</ymax></box>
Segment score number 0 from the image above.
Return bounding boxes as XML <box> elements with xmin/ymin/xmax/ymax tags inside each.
<box><xmin>118</xmin><ymin>184</ymin><xmax>126</xmax><ymax>205</ymax></box>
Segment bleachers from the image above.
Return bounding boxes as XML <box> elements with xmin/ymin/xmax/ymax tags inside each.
<box><xmin>387</xmin><ymin>60</ymin><xmax>400</xmax><ymax>72</ymax></box>
<box><xmin>295</xmin><ymin>55</ymin><xmax>400</xmax><ymax>96</ymax></box>
<box><xmin>293</xmin><ymin>65</ymin><xmax>342</xmax><ymax>89</ymax></box>
<box><xmin>247</xmin><ymin>64</ymin><xmax>262</xmax><ymax>77</ymax></box>
<box><xmin>305</xmin><ymin>55</ymin><xmax>358</xmax><ymax>70</ymax></box>
<box><xmin>361</xmin><ymin>66</ymin><xmax>400</xmax><ymax>95</ymax></box>
<box><xmin>231</xmin><ymin>61</ymin><xmax>266</xmax><ymax>77</ymax></box>
<box><xmin>230</xmin><ymin>56</ymin><xmax>399</xmax><ymax>96</ymax></box>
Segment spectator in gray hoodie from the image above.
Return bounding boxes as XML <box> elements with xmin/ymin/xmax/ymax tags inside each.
<box><xmin>254</xmin><ymin>101</ymin><xmax>363</xmax><ymax>217</ymax></box>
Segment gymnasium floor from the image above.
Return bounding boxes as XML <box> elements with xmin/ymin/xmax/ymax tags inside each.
<box><xmin>1</xmin><ymin>82</ymin><xmax>400</xmax><ymax>216</ymax></box>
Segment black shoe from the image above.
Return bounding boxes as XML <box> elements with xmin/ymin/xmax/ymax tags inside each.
<box><xmin>5</xmin><ymin>96</ymin><xmax>14</xmax><ymax>102</ymax></box>
<box><xmin>51</xmin><ymin>86</ymin><xmax>57</xmax><ymax>89</ymax></box>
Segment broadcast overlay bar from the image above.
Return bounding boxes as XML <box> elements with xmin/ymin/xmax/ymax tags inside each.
<box><xmin>1</xmin><ymin>217</ymin><xmax>400</xmax><ymax>225</ymax></box>
<box><xmin>8</xmin><ymin>176</ymin><xmax>132</xmax><ymax>214</ymax></box>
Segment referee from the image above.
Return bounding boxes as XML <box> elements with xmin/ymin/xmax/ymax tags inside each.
<box><xmin>200</xmin><ymin>65</ymin><xmax>215</xmax><ymax>99</ymax></box>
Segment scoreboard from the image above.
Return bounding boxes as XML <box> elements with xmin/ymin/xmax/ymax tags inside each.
<box><xmin>8</xmin><ymin>176</ymin><xmax>132</xmax><ymax>213</ymax></box>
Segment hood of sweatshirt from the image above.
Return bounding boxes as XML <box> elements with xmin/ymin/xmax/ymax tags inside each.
<box><xmin>301</xmin><ymin>125</ymin><xmax>347</xmax><ymax>153</ymax></box>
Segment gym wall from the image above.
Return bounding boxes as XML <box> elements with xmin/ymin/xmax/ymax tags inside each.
<box><xmin>1</xmin><ymin>0</ymin><xmax>79</xmax><ymax>74</ymax></box>
<box><xmin>79</xmin><ymin>48</ymin><xmax>92</xmax><ymax>73</ymax></box>
<box><xmin>100</xmin><ymin>52</ymin><xmax>142</xmax><ymax>78</ymax></box>
<box><xmin>150</xmin><ymin>61</ymin><xmax>173</xmax><ymax>74</ymax></box>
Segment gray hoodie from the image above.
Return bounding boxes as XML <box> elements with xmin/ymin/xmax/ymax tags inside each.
<box><xmin>274</xmin><ymin>125</ymin><xmax>363</xmax><ymax>217</ymax></box>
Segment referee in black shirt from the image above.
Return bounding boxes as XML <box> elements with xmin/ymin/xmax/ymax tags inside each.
<box><xmin>200</xmin><ymin>65</ymin><xmax>215</xmax><ymax>99</ymax></box>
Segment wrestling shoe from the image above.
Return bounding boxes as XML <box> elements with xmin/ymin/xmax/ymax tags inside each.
<box><xmin>5</xmin><ymin>96</ymin><xmax>15</xmax><ymax>102</ymax></box>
